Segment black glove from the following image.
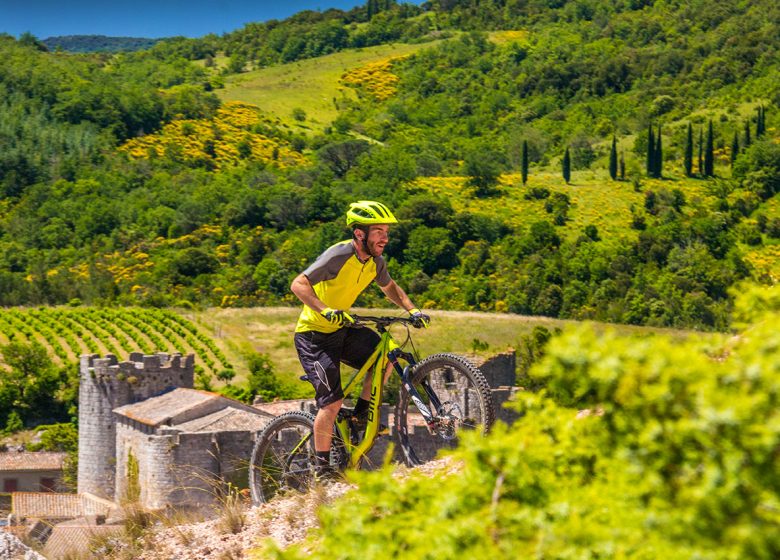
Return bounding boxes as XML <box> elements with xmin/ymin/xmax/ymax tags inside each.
<box><xmin>321</xmin><ymin>307</ymin><xmax>355</xmax><ymax>327</ymax></box>
<box><xmin>408</xmin><ymin>308</ymin><xmax>430</xmax><ymax>329</ymax></box>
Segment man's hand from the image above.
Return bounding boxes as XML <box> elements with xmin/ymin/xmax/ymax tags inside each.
<box><xmin>408</xmin><ymin>308</ymin><xmax>430</xmax><ymax>328</ymax></box>
<box><xmin>321</xmin><ymin>308</ymin><xmax>355</xmax><ymax>327</ymax></box>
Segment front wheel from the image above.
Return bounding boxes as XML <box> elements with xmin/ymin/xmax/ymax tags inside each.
<box><xmin>394</xmin><ymin>353</ymin><xmax>495</xmax><ymax>466</ymax></box>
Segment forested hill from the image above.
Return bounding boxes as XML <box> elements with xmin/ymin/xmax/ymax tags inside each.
<box><xmin>42</xmin><ymin>35</ymin><xmax>161</xmax><ymax>53</ymax></box>
<box><xmin>0</xmin><ymin>0</ymin><xmax>779</xmax><ymax>331</ymax></box>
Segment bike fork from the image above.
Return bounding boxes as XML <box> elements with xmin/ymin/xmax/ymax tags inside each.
<box><xmin>389</xmin><ymin>349</ymin><xmax>443</xmax><ymax>427</ymax></box>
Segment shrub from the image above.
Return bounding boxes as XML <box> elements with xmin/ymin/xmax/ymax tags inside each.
<box><xmin>264</xmin><ymin>285</ymin><xmax>780</xmax><ymax>560</ymax></box>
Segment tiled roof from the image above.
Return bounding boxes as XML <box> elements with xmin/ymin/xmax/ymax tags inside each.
<box><xmin>11</xmin><ymin>492</ymin><xmax>116</xmax><ymax>519</ymax></box>
<box><xmin>114</xmin><ymin>387</ymin><xmax>273</xmax><ymax>427</ymax></box>
<box><xmin>0</xmin><ymin>452</ymin><xmax>66</xmax><ymax>472</ymax></box>
<box><xmin>43</xmin><ymin>520</ymin><xmax>122</xmax><ymax>560</ymax></box>
<box><xmin>113</xmin><ymin>387</ymin><xmax>217</xmax><ymax>426</ymax></box>
<box><xmin>174</xmin><ymin>407</ymin><xmax>273</xmax><ymax>433</ymax></box>
<box><xmin>12</xmin><ymin>493</ymin><xmax>81</xmax><ymax>518</ymax></box>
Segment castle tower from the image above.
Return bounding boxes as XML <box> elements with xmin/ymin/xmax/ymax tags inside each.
<box><xmin>77</xmin><ymin>352</ymin><xmax>195</xmax><ymax>499</ymax></box>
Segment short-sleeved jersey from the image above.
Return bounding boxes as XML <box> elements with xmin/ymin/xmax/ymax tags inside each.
<box><xmin>295</xmin><ymin>240</ymin><xmax>392</xmax><ymax>333</ymax></box>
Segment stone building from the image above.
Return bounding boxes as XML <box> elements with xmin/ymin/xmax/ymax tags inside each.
<box><xmin>78</xmin><ymin>352</ymin><xmax>274</xmax><ymax>510</ymax></box>
<box><xmin>0</xmin><ymin>452</ymin><xmax>67</xmax><ymax>493</ymax></box>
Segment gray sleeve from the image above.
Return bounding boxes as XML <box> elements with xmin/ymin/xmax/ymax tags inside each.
<box><xmin>303</xmin><ymin>243</ymin><xmax>353</xmax><ymax>285</ymax></box>
<box><xmin>374</xmin><ymin>256</ymin><xmax>391</xmax><ymax>287</ymax></box>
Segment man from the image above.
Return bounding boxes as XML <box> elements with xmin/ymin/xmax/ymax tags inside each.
<box><xmin>290</xmin><ymin>200</ymin><xmax>430</xmax><ymax>476</ymax></box>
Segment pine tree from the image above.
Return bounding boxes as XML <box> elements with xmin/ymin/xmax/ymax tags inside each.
<box><xmin>609</xmin><ymin>136</ymin><xmax>617</xmax><ymax>180</ymax></box>
<box><xmin>698</xmin><ymin>127</ymin><xmax>704</xmax><ymax>176</ymax></box>
<box><xmin>684</xmin><ymin>122</ymin><xmax>693</xmax><ymax>177</ymax></box>
<box><xmin>562</xmin><ymin>148</ymin><xmax>571</xmax><ymax>184</ymax></box>
<box><xmin>744</xmin><ymin>119</ymin><xmax>751</xmax><ymax>148</ymax></box>
<box><xmin>757</xmin><ymin>105</ymin><xmax>765</xmax><ymax>138</ymax></box>
<box><xmin>704</xmin><ymin>120</ymin><xmax>715</xmax><ymax>177</ymax></box>
<box><xmin>619</xmin><ymin>151</ymin><xmax>626</xmax><ymax>180</ymax></box>
<box><xmin>731</xmin><ymin>130</ymin><xmax>740</xmax><ymax>167</ymax></box>
<box><xmin>654</xmin><ymin>125</ymin><xmax>663</xmax><ymax>178</ymax></box>
<box><xmin>646</xmin><ymin>125</ymin><xmax>655</xmax><ymax>177</ymax></box>
<box><xmin>521</xmin><ymin>140</ymin><xmax>529</xmax><ymax>185</ymax></box>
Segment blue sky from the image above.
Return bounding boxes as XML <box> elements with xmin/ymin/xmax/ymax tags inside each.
<box><xmin>0</xmin><ymin>0</ymin><xmax>411</xmax><ymax>39</ymax></box>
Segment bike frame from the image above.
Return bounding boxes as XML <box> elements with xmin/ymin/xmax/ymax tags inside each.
<box><xmin>333</xmin><ymin>318</ymin><xmax>442</xmax><ymax>469</ymax></box>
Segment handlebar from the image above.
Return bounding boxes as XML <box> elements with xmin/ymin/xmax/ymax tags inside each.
<box><xmin>349</xmin><ymin>314</ymin><xmax>416</xmax><ymax>329</ymax></box>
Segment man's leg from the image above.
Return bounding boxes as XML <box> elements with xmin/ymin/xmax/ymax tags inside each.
<box><xmin>342</xmin><ymin>327</ymin><xmax>383</xmax><ymax>419</ymax></box>
<box><xmin>313</xmin><ymin>398</ymin><xmax>342</xmax><ymax>453</ymax></box>
<box><xmin>294</xmin><ymin>330</ymin><xmax>345</xmax><ymax>466</ymax></box>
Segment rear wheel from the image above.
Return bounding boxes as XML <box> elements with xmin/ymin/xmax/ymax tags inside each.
<box><xmin>249</xmin><ymin>412</ymin><xmax>316</xmax><ymax>505</ymax></box>
<box><xmin>249</xmin><ymin>411</ymin><xmax>349</xmax><ymax>505</ymax></box>
<box><xmin>394</xmin><ymin>353</ymin><xmax>495</xmax><ymax>466</ymax></box>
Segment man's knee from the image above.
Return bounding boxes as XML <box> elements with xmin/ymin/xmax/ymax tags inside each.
<box><xmin>318</xmin><ymin>399</ymin><xmax>343</xmax><ymax>418</ymax></box>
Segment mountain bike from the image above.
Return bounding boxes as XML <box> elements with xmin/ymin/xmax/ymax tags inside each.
<box><xmin>249</xmin><ymin>314</ymin><xmax>495</xmax><ymax>505</ymax></box>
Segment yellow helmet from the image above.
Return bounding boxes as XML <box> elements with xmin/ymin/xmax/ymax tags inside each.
<box><xmin>345</xmin><ymin>200</ymin><xmax>398</xmax><ymax>227</ymax></box>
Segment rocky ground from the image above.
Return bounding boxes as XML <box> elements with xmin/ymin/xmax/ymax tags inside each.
<box><xmin>0</xmin><ymin>532</ymin><xmax>47</xmax><ymax>560</ymax></box>
<box><xmin>105</xmin><ymin>458</ymin><xmax>456</xmax><ymax>560</ymax></box>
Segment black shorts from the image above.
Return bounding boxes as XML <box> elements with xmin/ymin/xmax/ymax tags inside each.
<box><xmin>294</xmin><ymin>327</ymin><xmax>380</xmax><ymax>408</ymax></box>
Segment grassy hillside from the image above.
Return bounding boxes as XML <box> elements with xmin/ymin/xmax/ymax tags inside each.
<box><xmin>213</xmin><ymin>30</ymin><xmax>514</xmax><ymax>133</ymax></box>
<box><xmin>409</xmin><ymin>171</ymin><xmax>716</xmax><ymax>244</ymax></box>
<box><xmin>216</xmin><ymin>42</ymin><xmax>441</xmax><ymax>134</ymax></box>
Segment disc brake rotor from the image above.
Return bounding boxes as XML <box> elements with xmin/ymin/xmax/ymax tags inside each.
<box><xmin>433</xmin><ymin>402</ymin><xmax>462</xmax><ymax>440</ymax></box>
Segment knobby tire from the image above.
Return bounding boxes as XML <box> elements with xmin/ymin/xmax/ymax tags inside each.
<box><xmin>249</xmin><ymin>411</ymin><xmax>347</xmax><ymax>505</ymax></box>
<box><xmin>394</xmin><ymin>353</ymin><xmax>495</xmax><ymax>466</ymax></box>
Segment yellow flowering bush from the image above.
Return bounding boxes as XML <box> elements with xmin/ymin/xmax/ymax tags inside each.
<box><xmin>341</xmin><ymin>56</ymin><xmax>408</xmax><ymax>101</ymax></box>
<box><xmin>119</xmin><ymin>101</ymin><xmax>306</xmax><ymax>170</ymax></box>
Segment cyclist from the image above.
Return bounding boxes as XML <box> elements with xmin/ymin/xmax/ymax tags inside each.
<box><xmin>290</xmin><ymin>200</ymin><xmax>430</xmax><ymax>477</ymax></box>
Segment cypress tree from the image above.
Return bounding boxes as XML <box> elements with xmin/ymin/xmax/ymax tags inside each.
<box><xmin>744</xmin><ymin>119</ymin><xmax>751</xmax><ymax>148</ymax></box>
<box><xmin>684</xmin><ymin>122</ymin><xmax>693</xmax><ymax>177</ymax></box>
<box><xmin>731</xmin><ymin>130</ymin><xmax>740</xmax><ymax>167</ymax></box>
<box><xmin>704</xmin><ymin>120</ymin><xmax>714</xmax><ymax>177</ymax></box>
<box><xmin>698</xmin><ymin>127</ymin><xmax>704</xmax><ymax>176</ymax></box>
<box><xmin>757</xmin><ymin>105</ymin><xmax>765</xmax><ymax>138</ymax></box>
<box><xmin>562</xmin><ymin>147</ymin><xmax>571</xmax><ymax>184</ymax></box>
<box><xmin>762</xmin><ymin>105</ymin><xmax>767</xmax><ymax>136</ymax></box>
<box><xmin>654</xmin><ymin>125</ymin><xmax>663</xmax><ymax>178</ymax></box>
<box><xmin>521</xmin><ymin>140</ymin><xmax>529</xmax><ymax>185</ymax></box>
<box><xmin>646</xmin><ymin>125</ymin><xmax>655</xmax><ymax>177</ymax></box>
<box><xmin>609</xmin><ymin>136</ymin><xmax>618</xmax><ymax>180</ymax></box>
<box><xmin>619</xmin><ymin>151</ymin><xmax>626</xmax><ymax>180</ymax></box>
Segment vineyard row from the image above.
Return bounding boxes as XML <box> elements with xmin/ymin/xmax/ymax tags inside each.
<box><xmin>0</xmin><ymin>307</ymin><xmax>234</xmax><ymax>376</ymax></box>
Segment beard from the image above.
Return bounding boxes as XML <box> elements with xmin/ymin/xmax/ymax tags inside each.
<box><xmin>367</xmin><ymin>240</ymin><xmax>385</xmax><ymax>257</ymax></box>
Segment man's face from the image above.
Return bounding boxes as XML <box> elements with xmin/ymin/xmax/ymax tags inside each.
<box><xmin>365</xmin><ymin>224</ymin><xmax>390</xmax><ymax>257</ymax></box>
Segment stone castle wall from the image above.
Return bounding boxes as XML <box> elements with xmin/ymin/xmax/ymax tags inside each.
<box><xmin>115</xmin><ymin>420</ymin><xmax>256</xmax><ymax>511</ymax></box>
<box><xmin>78</xmin><ymin>353</ymin><xmax>195</xmax><ymax>500</ymax></box>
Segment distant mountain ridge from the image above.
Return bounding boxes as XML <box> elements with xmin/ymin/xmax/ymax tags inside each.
<box><xmin>42</xmin><ymin>35</ymin><xmax>161</xmax><ymax>53</ymax></box>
